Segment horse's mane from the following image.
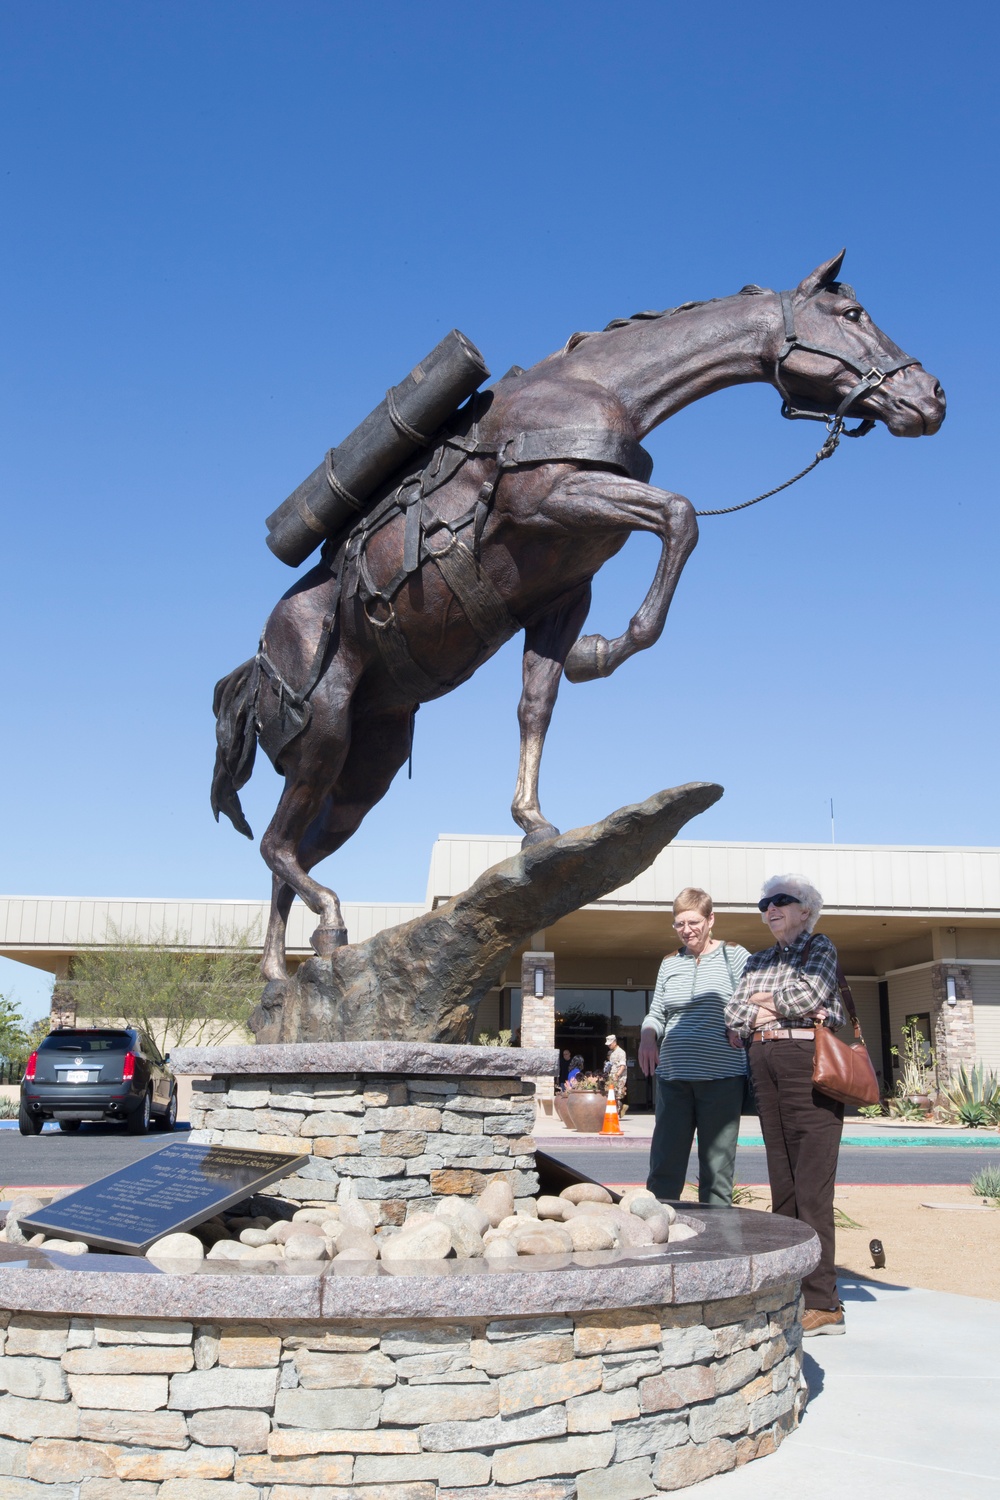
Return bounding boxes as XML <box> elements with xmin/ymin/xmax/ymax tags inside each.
<box><xmin>562</xmin><ymin>284</ymin><xmax>769</xmax><ymax>354</ymax></box>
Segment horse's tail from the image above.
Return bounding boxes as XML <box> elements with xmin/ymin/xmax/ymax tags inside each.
<box><xmin>211</xmin><ymin>658</ymin><xmax>258</xmax><ymax>840</ymax></box>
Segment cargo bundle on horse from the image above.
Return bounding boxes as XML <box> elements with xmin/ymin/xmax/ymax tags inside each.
<box><xmin>211</xmin><ymin>251</ymin><xmax>945</xmax><ymax>982</ymax></box>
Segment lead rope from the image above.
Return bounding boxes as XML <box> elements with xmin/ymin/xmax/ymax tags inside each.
<box><xmin>693</xmin><ymin>421</ymin><xmax>844</xmax><ymax>517</ymax></box>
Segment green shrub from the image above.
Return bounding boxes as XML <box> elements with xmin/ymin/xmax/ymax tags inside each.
<box><xmin>858</xmin><ymin>1104</ymin><xmax>885</xmax><ymax>1119</ymax></box>
<box><xmin>476</xmin><ymin>1030</ymin><xmax>513</xmax><ymax>1047</ymax></box>
<box><xmin>956</xmin><ymin>1100</ymin><xmax>991</xmax><ymax>1128</ymax></box>
<box><xmin>942</xmin><ymin>1063</ymin><xmax>1000</xmax><ymax>1114</ymax></box>
<box><xmin>0</xmin><ymin>1096</ymin><xmax>18</xmax><ymax>1119</ymax></box>
<box><xmin>970</xmin><ymin>1163</ymin><xmax>1000</xmax><ymax>1203</ymax></box>
<box><xmin>887</xmin><ymin>1096</ymin><xmax>925</xmax><ymax>1121</ymax></box>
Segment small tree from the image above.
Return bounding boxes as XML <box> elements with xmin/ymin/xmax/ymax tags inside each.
<box><xmin>0</xmin><ymin>995</ymin><xmax>30</xmax><ymax>1075</ymax></box>
<box><xmin>71</xmin><ymin>921</ymin><xmax>261</xmax><ymax>1056</ymax></box>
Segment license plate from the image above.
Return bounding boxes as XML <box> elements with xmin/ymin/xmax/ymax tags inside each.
<box><xmin>65</xmin><ymin>1069</ymin><xmax>91</xmax><ymax>1084</ymax></box>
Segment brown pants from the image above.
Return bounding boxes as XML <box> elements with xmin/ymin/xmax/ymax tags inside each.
<box><xmin>749</xmin><ymin>1038</ymin><xmax>844</xmax><ymax>1310</ymax></box>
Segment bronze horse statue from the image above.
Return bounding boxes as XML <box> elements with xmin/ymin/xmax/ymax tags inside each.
<box><xmin>212</xmin><ymin>251</ymin><xmax>945</xmax><ymax>980</ymax></box>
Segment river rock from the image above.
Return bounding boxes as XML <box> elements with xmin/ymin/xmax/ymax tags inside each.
<box><xmin>566</xmin><ymin>1217</ymin><xmax>616</xmax><ymax>1252</ymax></box>
<box><xmin>668</xmin><ymin>1222</ymin><xmax>698</xmax><ymax>1242</ymax></box>
<box><xmin>380</xmin><ymin>1219</ymin><xmax>453</xmax><ymax>1263</ymax></box>
<box><xmin>285</xmin><ymin>1233</ymin><xmax>330</xmax><ymax>1260</ymax></box>
<box><xmin>341</xmin><ymin>1202</ymin><xmax>379</xmax><ymax>1233</ymax></box>
<box><xmin>646</xmin><ymin>1214</ymin><xmax>673</xmax><ymax>1244</ymax></box>
<box><xmin>146</xmin><ymin>1233</ymin><xmax>206</xmax><ymax>1268</ymax></box>
<box><xmin>293</xmin><ymin>1207</ymin><xmax>333</xmax><ymax>1223</ymax></box>
<box><xmin>9</xmin><ymin>1195</ymin><xmax>45</xmax><ymax>1216</ymax></box>
<box><xmin>336</xmin><ymin>1242</ymin><xmax>380</xmax><ymax>1261</ymax></box>
<box><xmin>515</xmin><ymin>1227</ymin><xmax>573</xmax><ymax>1256</ymax></box>
<box><xmin>623</xmin><ymin>1193</ymin><xmax>661</xmax><ymax>1220</ymax></box>
<box><xmin>239</xmin><ymin>1228</ymin><xmax>272</xmax><ymax>1246</ymax></box>
<box><xmin>249</xmin><ymin>1243</ymin><xmax>285</xmax><ymax>1260</ymax></box>
<box><xmin>484</xmin><ymin>1238</ymin><xmax>519</xmax><ymax>1261</ymax></box>
<box><xmin>535</xmin><ymin>1196</ymin><xmax>572</xmax><ymax>1221</ymax></box>
<box><xmin>477</xmin><ymin>1179</ymin><xmax>515</xmax><ymax>1227</ymax></box>
<box><xmin>561</xmin><ymin>1183</ymin><xmax>613</xmax><ymax>1205</ymax></box>
<box><xmin>615</xmin><ymin>1215</ymin><xmax>654</xmax><ymax>1248</ymax></box>
<box><xmin>435</xmin><ymin>1197</ymin><xmax>490</xmax><ymax>1237</ymax></box>
<box><xmin>332</xmin><ymin>1225</ymin><xmax>378</xmax><ymax>1254</ymax></box>
<box><xmin>207</xmin><ymin>1239</ymin><xmax>256</xmax><ymax>1260</ymax></box>
<box><xmin>41</xmin><ymin>1238</ymin><xmax>89</xmax><ymax>1255</ymax></box>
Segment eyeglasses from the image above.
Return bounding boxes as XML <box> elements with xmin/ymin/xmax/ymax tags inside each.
<box><xmin>757</xmin><ymin>893</ymin><xmax>800</xmax><ymax>912</ymax></box>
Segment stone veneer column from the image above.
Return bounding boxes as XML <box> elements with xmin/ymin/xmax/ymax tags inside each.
<box><xmin>521</xmin><ymin>950</ymin><xmax>556</xmax><ymax>1113</ymax></box>
<box><xmin>930</xmin><ymin>963</ymin><xmax>976</xmax><ymax>1085</ymax></box>
<box><xmin>49</xmin><ymin>981</ymin><xmax>77</xmax><ymax>1029</ymax></box>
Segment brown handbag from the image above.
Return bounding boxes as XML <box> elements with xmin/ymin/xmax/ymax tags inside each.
<box><xmin>805</xmin><ymin>942</ymin><xmax>881</xmax><ymax>1107</ymax></box>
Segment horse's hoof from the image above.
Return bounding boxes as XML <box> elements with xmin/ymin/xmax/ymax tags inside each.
<box><xmin>564</xmin><ymin>634</ymin><xmax>610</xmax><ymax>683</ymax></box>
<box><xmin>311</xmin><ymin>925</ymin><xmax>349</xmax><ymax>956</ymax></box>
<box><xmin>521</xmin><ymin>824</ymin><xmax>560</xmax><ymax>848</ymax></box>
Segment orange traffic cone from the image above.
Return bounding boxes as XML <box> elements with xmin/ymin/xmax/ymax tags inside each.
<box><xmin>601</xmin><ymin>1085</ymin><xmax>624</xmax><ymax>1135</ymax></box>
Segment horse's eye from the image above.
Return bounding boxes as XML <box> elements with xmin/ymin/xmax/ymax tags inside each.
<box><xmin>843</xmin><ymin>307</ymin><xmax>863</xmax><ymax>323</ymax></box>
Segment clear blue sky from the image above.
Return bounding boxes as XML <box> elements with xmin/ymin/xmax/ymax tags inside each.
<box><xmin>2</xmin><ymin>2</ymin><xmax>997</xmax><ymax>1016</ymax></box>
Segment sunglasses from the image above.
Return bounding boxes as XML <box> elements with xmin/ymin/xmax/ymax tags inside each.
<box><xmin>758</xmin><ymin>893</ymin><xmax>800</xmax><ymax>912</ymax></box>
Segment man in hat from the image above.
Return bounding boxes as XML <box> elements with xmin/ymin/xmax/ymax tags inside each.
<box><xmin>604</xmin><ymin>1033</ymin><xmax>628</xmax><ymax>1116</ymax></box>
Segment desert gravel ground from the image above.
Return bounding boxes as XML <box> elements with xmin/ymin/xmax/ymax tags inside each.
<box><xmin>671</xmin><ymin>1181</ymin><xmax>1000</xmax><ymax>1302</ymax></box>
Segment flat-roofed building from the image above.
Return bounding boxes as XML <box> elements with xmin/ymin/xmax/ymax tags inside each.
<box><xmin>2</xmin><ymin>836</ymin><xmax>998</xmax><ymax>1107</ymax></box>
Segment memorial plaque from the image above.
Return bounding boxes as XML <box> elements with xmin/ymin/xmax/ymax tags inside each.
<box><xmin>18</xmin><ymin>1141</ymin><xmax>308</xmax><ymax>1255</ymax></box>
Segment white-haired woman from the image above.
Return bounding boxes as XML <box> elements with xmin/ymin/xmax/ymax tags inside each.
<box><xmin>726</xmin><ymin>875</ymin><xmax>847</xmax><ymax>1336</ymax></box>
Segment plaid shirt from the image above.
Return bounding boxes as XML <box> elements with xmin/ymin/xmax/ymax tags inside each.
<box><xmin>724</xmin><ymin>930</ymin><xmax>845</xmax><ymax>1038</ymax></box>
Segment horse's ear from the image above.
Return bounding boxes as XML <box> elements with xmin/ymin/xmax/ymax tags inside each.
<box><xmin>796</xmin><ymin>249</ymin><xmax>846</xmax><ymax>298</ymax></box>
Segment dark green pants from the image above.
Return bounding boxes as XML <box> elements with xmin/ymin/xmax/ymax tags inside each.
<box><xmin>646</xmin><ymin>1075</ymin><xmax>745</xmax><ymax>1208</ymax></box>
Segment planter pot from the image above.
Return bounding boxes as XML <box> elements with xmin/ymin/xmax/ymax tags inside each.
<box><xmin>553</xmin><ymin>1093</ymin><xmax>574</xmax><ymax>1129</ymax></box>
<box><xmin>565</xmin><ymin>1091</ymin><xmax>608</xmax><ymax>1133</ymax></box>
<box><xmin>908</xmin><ymin>1094</ymin><xmax>933</xmax><ymax>1110</ymax></box>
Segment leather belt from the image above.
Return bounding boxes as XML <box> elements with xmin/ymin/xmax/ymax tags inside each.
<box><xmin>751</xmin><ymin>1028</ymin><xmax>816</xmax><ymax>1043</ymax></box>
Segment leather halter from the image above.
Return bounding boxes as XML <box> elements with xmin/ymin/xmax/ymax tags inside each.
<box><xmin>773</xmin><ymin>288</ymin><xmax>921</xmax><ymax>438</ymax></box>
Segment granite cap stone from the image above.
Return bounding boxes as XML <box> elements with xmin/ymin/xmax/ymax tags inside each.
<box><xmin>0</xmin><ymin>1208</ymin><xmax>817</xmax><ymax>1321</ymax></box>
<box><xmin>170</xmin><ymin>1041</ymin><xmax>559</xmax><ymax>1078</ymax></box>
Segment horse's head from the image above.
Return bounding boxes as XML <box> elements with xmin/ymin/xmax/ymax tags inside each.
<box><xmin>775</xmin><ymin>250</ymin><xmax>946</xmax><ymax>437</ymax></box>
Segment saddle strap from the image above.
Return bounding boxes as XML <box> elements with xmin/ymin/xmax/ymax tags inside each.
<box><xmin>498</xmin><ymin>427</ymin><xmax>653</xmax><ymax>485</ymax></box>
<box><xmin>430</xmin><ymin>537</ymin><xmax>520</xmax><ymax>646</ymax></box>
<box><xmin>368</xmin><ymin>608</ymin><xmax>451</xmax><ymax>702</ymax></box>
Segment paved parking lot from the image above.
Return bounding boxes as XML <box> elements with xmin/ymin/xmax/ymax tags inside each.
<box><xmin>2</xmin><ymin>1122</ymin><xmax>995</xmax><ymax>1192</ymax></box>
<box><xmin>0</xmin><ymin>1122</ymin><xmax>186</xmax><ymax>1190</ymax></box>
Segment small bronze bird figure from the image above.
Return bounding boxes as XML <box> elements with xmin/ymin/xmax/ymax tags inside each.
<box><xmin>869</xmin><ymin>1238</ymin><xmax>886</xmax><ymax>1268</ymax></box>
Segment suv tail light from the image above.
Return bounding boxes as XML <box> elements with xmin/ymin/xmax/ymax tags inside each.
<box><xmin>122</xmin><ymin>1052</ymin><xmax>136</xmax><ymax>1081</ymax></box>
<box><xmin>24</xmin><ymin>1051</ymin><xmax>37</xmax><ymax>1081</ymax></box>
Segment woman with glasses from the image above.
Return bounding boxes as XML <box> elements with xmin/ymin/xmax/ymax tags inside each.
<box><xmin>638</xmin><ymin>888</ymin><xmax>749</xmax><ymax>1208</ymax></box>
<box><xmin>726</xmin><ymin>875</ymin><xmax>847</xmax><ymax>1337</ymax></box>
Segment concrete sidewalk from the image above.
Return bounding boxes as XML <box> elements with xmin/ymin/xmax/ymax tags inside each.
<box><xmin>694</xmin><ymin>1278</ymin><xmax>1000</xmax><ymax>1497</ymax></box>
<box><xmin>534</xmin><ymin>1111</ymin><xmax>1000</xmax><ymax>1146</ymax></box>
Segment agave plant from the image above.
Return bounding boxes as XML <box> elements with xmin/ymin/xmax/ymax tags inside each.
<box><xmin>955</xmin><ymin>1100</ymin><xmax>991</xmax><ymax>1129</ymax></box>
<box><xmin>970</xmin><ymin>1163</ymin><xmax>1000</xmax><ymax>1203</ymax></box>
<box><xmin>942</xmin><ymin>1063</ymin><xmax>1000</xmax><ymax>1114</ymax></box>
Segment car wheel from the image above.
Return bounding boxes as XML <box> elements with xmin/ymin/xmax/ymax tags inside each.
<box><xmin>18</xmin><ymin>1103</ymin><xmax>43</xmax><ymax>1136</ymax></box>
<box><xmin>59</xmin><ymin>1120</ymin><xmax>82</xmax><ymax>1133</ymax></box>
<box><xmin>154</xmin><ymin>1088</ymin><xmax>178</xmax><ymax>1131</ymax></box>
<box><xmin>127</xmin><ymin>1090</ymin><xmax>152</xmax><ymax>1135</ymax></box>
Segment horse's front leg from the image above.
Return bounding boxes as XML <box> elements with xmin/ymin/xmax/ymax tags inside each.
<box><xmin>536</xmin><ymin>474</ymin><xmax>697</xmax><ymax>683</ymax></box>
<box><xmin>512</xmin><ymin>584</ymin><xmax>592</xmax><ymax>847</ymax></box>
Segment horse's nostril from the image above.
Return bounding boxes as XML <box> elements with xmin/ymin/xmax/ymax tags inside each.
<box><xmin>934</xmin><ymin>382</ymin><xmax>946</xmax><ymax>402</ymax></box>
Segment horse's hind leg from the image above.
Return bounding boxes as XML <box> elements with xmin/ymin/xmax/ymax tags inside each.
<box><xmin>261</xmin><ymin>874</ymin><xmax>297</xmax><ymax>983</ymax></box>
<box><xmin>295</xmin><ymin>707</ymin><xmax>416</xmax><ymax>873</ymax></box>
<box><xmin>259</xmin><ymin>707</ymin><xmax>415</xmax><ymax>978</ymax></box>
<box><xmin>512</xmin><ymin>584</ymin><xmax>592</xmax><ymax>846</ymax></box>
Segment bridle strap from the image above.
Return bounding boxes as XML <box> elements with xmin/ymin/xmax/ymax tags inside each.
<box><xmin>774</xmin><ymin>289</ymin><xmax>920</xmax><ymax>437</ymax></box>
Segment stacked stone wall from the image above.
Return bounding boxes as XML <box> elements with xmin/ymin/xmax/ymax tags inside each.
<box><xmin>930</xmin><ymin>964</ymin><xmax>976</xmax><ymax>1083</ymax></box>
<box><xmin>0</xmin><ymin>1288</ymin><xmax>805</xmax><ymax>1498</ymax></box>
<box><xmin>188</xmin><ymin>1074</ymin><xmax>540</xmax><ymax>1225</ymax></box>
